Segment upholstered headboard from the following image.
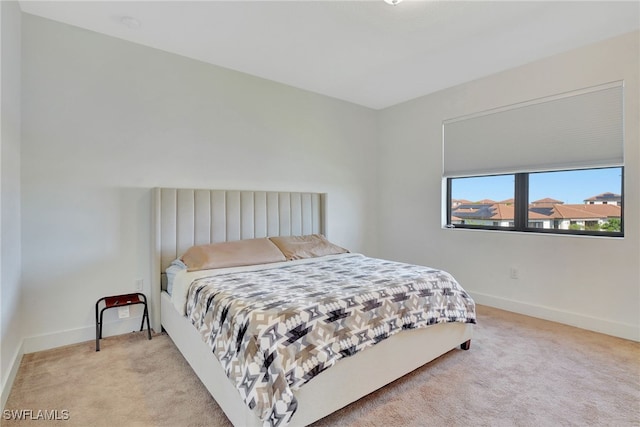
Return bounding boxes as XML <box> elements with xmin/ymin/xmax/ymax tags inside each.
<box><xmin>150</xmin><ymin>188</ymin><xmax>327</xmax><ymax>332</ymax></box>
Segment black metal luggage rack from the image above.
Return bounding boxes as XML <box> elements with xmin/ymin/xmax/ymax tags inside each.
<box><xmin>95</xmin><ymin>292</ymin><xmax>151</xmax><ymax>351</ymax></box>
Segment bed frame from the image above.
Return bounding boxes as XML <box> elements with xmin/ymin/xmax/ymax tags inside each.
<box><xmin>151</xmin><ymin>188</ymin><xmax>473</xmax><ymax>426</ymax></box>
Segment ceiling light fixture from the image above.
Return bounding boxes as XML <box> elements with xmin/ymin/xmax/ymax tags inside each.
<box><xmin>384</xmin><ymin>0</ymin><xmax>403</xmax><ymax>5</ymax></box>
<box><xmin>120</xmin><ymin>16</ymin><xmax>141</xmax><ymax>29</ymax></box>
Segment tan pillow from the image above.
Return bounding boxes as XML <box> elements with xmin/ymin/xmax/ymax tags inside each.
<box><xmin>269</xmin><ymin>234</ymin><xmax>349</xmax><ymax>261</ymax></box>
<box><xmin>181</xmin><ymin>238</ymin><xmax>286</xmax><ymax>271</ymax></box>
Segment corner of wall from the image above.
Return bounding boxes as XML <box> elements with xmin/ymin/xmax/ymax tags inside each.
<box><xmin>1</xmin><ymin>339</ymin><xmax>24</xmax><ymax>410</ymax></box>
<box><xmin>0</xmin><ymin>0</ymin><xmax>24</xmax><ymax>409</ymax></box>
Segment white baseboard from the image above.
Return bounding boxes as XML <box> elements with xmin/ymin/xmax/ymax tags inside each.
<box><xmin>471</xmin><ymin>291</ymin><xmax>639</xmax><ymax>342</ymax></box>
<box><xmin>1</xmin><ymin>340</ymin><xmax>24</xmax><ymax>411</ymax></box>
<box><xmin>23</xmin><ymin>315</ymin><xmax>148</xmax><ymax>354</ymax></box>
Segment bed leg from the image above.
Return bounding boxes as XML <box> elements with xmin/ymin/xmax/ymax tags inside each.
<box><xmin>460</xmin><ymin>340</ymin><xmax>471</xmax><ymax>350</ymax></box>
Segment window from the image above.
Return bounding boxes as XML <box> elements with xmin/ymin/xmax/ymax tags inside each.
<box><xmin>449</xmin><ymin>175</ymin><xmax>515</xmax><ymax>230</ymax></box>
<box><xmin>528</xmin><ymin>168</ymin><xmax>623</xmax><ymax>234</ymax></box>
<box><xmin>443</xmin><ymin>82</ymin><xmax>623</xmax><ymax>237</ymax></box>
<box><xmin>447</xmin><ymin>167</ymin><xmax>623</xmax><ymax>236</ymax></box>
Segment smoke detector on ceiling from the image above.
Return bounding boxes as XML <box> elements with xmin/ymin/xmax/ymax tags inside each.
<box><xmin>120</xmin><ymin>16</ymin><xmax>141</xmax><ymax>29</ymax></box>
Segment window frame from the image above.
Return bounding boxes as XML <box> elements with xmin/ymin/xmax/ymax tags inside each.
<box><xmin>446</xmin><ymin>167</ymin><xmax>624</xmax><ymax>237</ymax></box>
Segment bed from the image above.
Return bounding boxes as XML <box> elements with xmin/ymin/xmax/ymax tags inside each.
<box><xmin>150</xmin><ymin>188</ymin><xmax>475</xmax><ymax>427</ymax></box>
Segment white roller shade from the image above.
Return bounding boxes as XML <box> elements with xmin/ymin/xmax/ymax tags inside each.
<box><xmin>443</xmin><ymin>82</ymin><xmax>624</xmax><ymax>177</ymax></box>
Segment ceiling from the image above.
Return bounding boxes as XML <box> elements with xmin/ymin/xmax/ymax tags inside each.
<box><xmin>19</xmin><ymin>1</ymin><xmax>640</xmax><ymax>110</ymax></box>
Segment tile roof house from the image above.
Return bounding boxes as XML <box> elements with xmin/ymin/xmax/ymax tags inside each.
<box><xmin>451</xmin><ymin>193</ymin><xmax>621</xmax><ymax>231</ymax></box>
<box><xmin>451</xmin><ymin>199</ymin><xmax>473</xmax><ymax>208</ymax></box>
<box><xmin>531</xmin><ymin>197</ymin><xmax>564</xmax><ymax>207</ymax></box>
<box><xmin>584</xmin><ymin>192</ymin><xmax>621</xmax><ymax>206</ymax></box>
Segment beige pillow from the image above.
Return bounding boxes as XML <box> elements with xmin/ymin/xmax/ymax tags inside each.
<box><xmin>181</xmin><ymin>238</ymin><xmax>286</xmax><ymax>271</ymax></box>
<box><xmin>269</xmin><ymin>234</ymin><xmax>349</xmax><ymax>261</ymax></box>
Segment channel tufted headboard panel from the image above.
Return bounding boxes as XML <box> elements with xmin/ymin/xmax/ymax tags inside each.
<box><xmin>150</xmin><ymin>188</ymin><xmax>327</xmax><ymax>331</ymax></box>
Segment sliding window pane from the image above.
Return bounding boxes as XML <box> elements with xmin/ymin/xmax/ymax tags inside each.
<box><xmin>450</xmin><ymin>175</ymin><xmax>515</xmax><ymax>228</ymax></box>
<box><xmin>528</xmin><ymin>168</ymin><xmax>623</xmax><ymax>234</ymax></box>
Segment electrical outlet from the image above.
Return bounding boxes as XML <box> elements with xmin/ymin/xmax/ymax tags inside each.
<box><xmin>118</xmin><ymin>306</ymin><xmax>130</xmax><ymax>318</ymax></box>
<box><xmin>135</xmin><ymin>279</ymin><xmax>143</xmax><ymax>291</ymax></box>
<box><xmin>510</xmin><ymin>267</ymin><xmax>519</xmax><ymax>279</ymax></box>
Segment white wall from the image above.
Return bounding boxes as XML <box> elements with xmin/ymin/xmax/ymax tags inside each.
<box><xmin>1</xmin><ymin>0</ymin><xmax>24</xmax><ymax>407</ymax></box>
<box><xmin>377</xmin><ymin>31</ymin><xmax>640</xmax><ymax>341</ymax></box>
<box><xmin>16</xmin><ymin>13</ymin><xmax>640</xmax><ymax>358</ymax></box>
<box><xmin>20</xmin><ymin>15</ymin><xmax>379</xmax><ymax>351</ymax></box>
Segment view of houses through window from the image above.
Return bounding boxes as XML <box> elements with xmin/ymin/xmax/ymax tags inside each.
<box><xmin>448</xmin><ymin>167</ymin><xmax>623</xmax><ymax>235</ymax></box>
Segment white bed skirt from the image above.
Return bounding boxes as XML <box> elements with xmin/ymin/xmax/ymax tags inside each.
<box><xmin>160</xmin><ymin>291</ymin><xmax>473</xmax><ymax>426</ymax></box>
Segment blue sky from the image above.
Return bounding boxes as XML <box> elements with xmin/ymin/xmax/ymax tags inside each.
<box><xmin>452</xmin><ymin>167</ymin><xmax>622</xmax><ymax>204</ymax></box>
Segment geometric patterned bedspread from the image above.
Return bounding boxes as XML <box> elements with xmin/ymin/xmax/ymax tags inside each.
<box><xmin>186</xmin><ymin>253</ymin><xmax>476</xmax><ymax>426</ymax></box>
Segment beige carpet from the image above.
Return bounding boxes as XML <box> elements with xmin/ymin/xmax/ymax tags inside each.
<box><xmin>3</xmin><ymin>305</ymin><xmax>639</xmax><ymax>427</ymax></box>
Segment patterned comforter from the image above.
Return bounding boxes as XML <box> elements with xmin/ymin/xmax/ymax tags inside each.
<box><xmin>185</xmin><ymin>253</ymin><xmax>476</xmax><ymax>426</ymax></box>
